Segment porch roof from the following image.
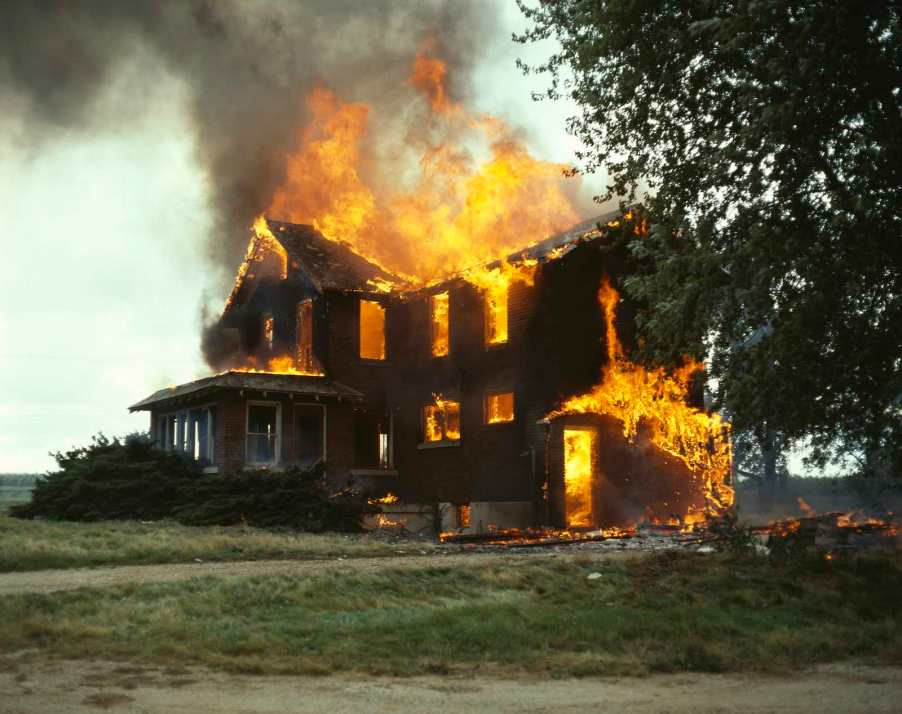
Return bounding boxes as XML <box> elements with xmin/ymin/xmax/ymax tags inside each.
<box><xmin>129</xmin><ymin>371</ymin><xmax>364</xmax><ymax>412</ymax></box>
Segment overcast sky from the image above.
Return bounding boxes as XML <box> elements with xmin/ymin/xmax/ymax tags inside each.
<box><xmin>0</xmin><ymin>3</ymin><xmax>604</xmax><ymax>472</ymax></box>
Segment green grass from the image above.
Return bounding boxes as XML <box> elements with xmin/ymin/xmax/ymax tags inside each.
<box><xmin>0</xmin><ymin>513</ymin><xmax>439</xmax><ymax>572</ymax></box>
<box><xmin>1</xmin><ymin>552</ymin><xmax>900</xmax><ymax>677</ymax></box>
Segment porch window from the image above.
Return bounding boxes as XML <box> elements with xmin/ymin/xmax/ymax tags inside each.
<box><xmin>430</xmin><ymin>291</ymin><xmax>450</xmax><ymax>357</ymax></box>
<box><xmin>159</xmin><ymin>408</ymin><xmax>215</xmax><ymax>464</ymax></box>
<box><xmin>423</xmin><ymin>398</ymin><xmax>460</xmax><ymax>443</ymax></box>
<box><xmin>484</xmin><ymin>286</ymin><xmax>508</xmax><ymax>345</ymax></box>
<box><xmin>189</xmin><ymin>407</ymin><xmax>216</xmax><ymax>465</ymax></box>
<box><xmin>247</xmin><ymin>402</ymin><xmax>280</xmax><ymax>465</ymax></box>
<box><xmin>360</xmin><ymin>300</ymin><xmax>386</xmax><ymax>360</ymax></box>
<box><xmin>485</xmin><ymin>391</ymin><xmax>514</xmax><ymax>424</ymax></box>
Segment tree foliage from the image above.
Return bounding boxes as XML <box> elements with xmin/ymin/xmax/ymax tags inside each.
<box><xmin>11</xmin><ymin>433</ymin><xmax>370</xmax><ymax>530</ymax></box>
<box><xmin>516</xmin><ymin>0</ymin><xmax>901</xmax><ymax>472</ymax></box>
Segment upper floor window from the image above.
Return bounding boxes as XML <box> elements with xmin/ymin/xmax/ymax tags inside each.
<box><xmin>430</xmin><ymin>291</ymin><xmax>450</xmax><ymax>357</ymax></box>
<box><xmin>296</xmin><ymin>299</ymin><xmax>319</xmax><ymax>373</ymax></box>
<box><xmin>360</xmin><ymin>299</ymin><xmax>386</xmax><ymax>360</ymax></box>
<box><xmin>262</xmin><ymin>313</ymin><xmax>274</xmax><ymax>351</ymax></box>
<box><xmin>485</xmin><ymin>391</ymin><xmax>514</xmax><ymax>424</ymax></box>
<box><xmin>484</xmin><ymin>286</ymin><xmax>508</xmax><ymax>346</ymax></box>
<box><xmin>423</xmin><ymin>396</ymin><xmax>460</xmax><ymax>443</ymax></box>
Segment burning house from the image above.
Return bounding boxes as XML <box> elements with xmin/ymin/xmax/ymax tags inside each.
<box><xmin>129</xmin><ymin>46</ymin><xmax>732</xmax><ymax>535</ymax></box>
<box><xmin>130</xmin><ymin>211</ymin><xmax>733</xmax><ymax>533</ymax></box>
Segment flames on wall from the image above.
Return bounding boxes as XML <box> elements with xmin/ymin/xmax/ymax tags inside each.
<box><xmin>549</xmin><ymin>276</ymin><xmax>734</xmax><ymax>529</ymax></box>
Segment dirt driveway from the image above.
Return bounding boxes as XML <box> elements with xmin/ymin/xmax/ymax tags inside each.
<box><xmin>0</xmin><ymin>552</ymin><xmax>544</xmax><ymax>596</ymax></box>
<box><xmin>3</xmin><ymin>659</ymin><xmax>900</xmax><ymax>713</ymax></box>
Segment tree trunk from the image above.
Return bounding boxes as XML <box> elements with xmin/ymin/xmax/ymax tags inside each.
<box><xmin>758</xmin><ymin>426</ymin><xmax>779</xmax><ymax>512</ymax></box>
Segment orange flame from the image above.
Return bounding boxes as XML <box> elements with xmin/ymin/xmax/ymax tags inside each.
<box><xmin>228</xmin><ymin>354</ymin><xmax>324</xmax><ymax>377</ymax></box>
<box><xmin>225</xmin><ymin>215</ymin><xmax>288</xmax><ymax>312</ymax></box>
<box><xmin>369</xmin><ymin>492</ymin><xmax>399</xmax><ymax>505</ymax></box>
<box><xmin>409</xmin><ymin>52</ymin><xmax>459</xmax><ymax>116</ymax></box>
<box><xmin>267</xmin><ymin>50</ymin><xmax>580</xmax><ymax>288</ymax></box>
<box><xmin>548</xmin><ymin>277</ymin><xmax>734</xmax><ymax>525</ymax></box>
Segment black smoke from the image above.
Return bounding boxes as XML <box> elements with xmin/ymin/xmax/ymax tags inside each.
<box><xmin>0</xmin><ymin>0</ymin><xmax>499</xmax><ymax>271</ymax></box>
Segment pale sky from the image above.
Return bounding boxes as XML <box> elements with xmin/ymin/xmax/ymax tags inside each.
<box><xmin>0</xmin><ymin>4</ymin><xmax>602</xmax><ymax>472</ymax></box>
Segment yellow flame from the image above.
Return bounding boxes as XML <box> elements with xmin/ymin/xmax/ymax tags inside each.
<box><xmin>486</xmin><ymin>392</ymin><xmax>514</xmax><ymax>424</ymax></box>
<box><xmin>369</xmin><ymin>492</ymin><xmax>399</xmax><ymax>505</ymax></box>
<box><xmin>430</xmin><ymin>291</ymin><xmax>450</xmax><ymax>357</ymax></box>
<box><xmin>463</xmin><ymin>259</ymin><xmax>537</xmax><ymax>345</ymax></box>
<box><xmin>548</xmin><ymin>277</ymin><xmax>734</xmax><ymax>521</ymax></box>
<box><xmin>227</xmin><ymin>354</ymin><xmax>324</xmax><ymax>377</ymax></box>
<box><xmin>267</xmin><ymin>50</ymin><xmax>579</xmax><ymax>287</ymax></box>
<box><xmin>225</xmin><ymin>215</ymin><xmax>288</xmax><ymax>312</ymax></box>
<box><xmin>564</xmin><ymin>428</ymin><xmax>595</xmax><ymax>528</ymax></box>
<box><xmin>425</xmin><ymin>393</ymin><xmax>460</xmax><ymax>442</ymax></box>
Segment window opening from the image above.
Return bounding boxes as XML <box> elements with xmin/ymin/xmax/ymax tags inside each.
<box><xmin>430</xmin><ymin>292</ymin><xmax>450</xmax><ymax>357</ymax></box>
<box><xmin>423</xmin><ymin>396</ymin><xmax>461</xmax><ymax>442</ymax></box>
<box><xmin>360</xmin><ymin>300</ymin><xmax>386</xmax><ymax>360</ymax></box>
<box><xmin>485</xmin><ymin>391</ymin><xmax>514</xmax><ymax>423</ymax></box>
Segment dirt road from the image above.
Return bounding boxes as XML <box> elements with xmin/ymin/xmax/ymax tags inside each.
<box><xmin>3</xmin><ymin>659</ymin><xmax>900</xmax><ymax>713</ymax></box>
<box><xmin>0</xmin><ymin>551</ymin><xmax>603</xmax><ymax>596</ymax></box>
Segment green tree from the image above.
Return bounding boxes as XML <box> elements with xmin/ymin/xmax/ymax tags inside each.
<box><xmin>517</xmin><ymin>0</ymin><xmax>901</xmax><ymax>478</ymax></box>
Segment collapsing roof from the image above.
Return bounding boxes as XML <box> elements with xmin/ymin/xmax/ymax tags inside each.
<box><xmin>257</xmin><ymin>210</ymin><xmax>624</xmax><ymax>298</ymax></box>
<box><xmin>268</xmin><ymin>219</ymin><xmax>406</xmax><ymax>293</ymax></box>
<box><xmin>129</xmin><ymin>371</ymin><xmax>364</xmax><ymax>412</ymax></box>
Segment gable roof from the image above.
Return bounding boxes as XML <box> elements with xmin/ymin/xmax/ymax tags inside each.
<box><xmin>267</xmin><ymin>219</ymin><xmax>405</xmax><ymax>293</ymax></box>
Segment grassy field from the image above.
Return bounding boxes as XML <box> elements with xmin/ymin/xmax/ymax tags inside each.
<box><xmin>0</xmin><ymin>513</ymin><xmax>440</xmax><ymax>572</ymax></box>
<box><xmin>1</xmin><ymin>551</ymin><xmax>899</xmax><ymax>677</ymax></box>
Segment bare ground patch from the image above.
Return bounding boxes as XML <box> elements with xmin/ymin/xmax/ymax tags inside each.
<box><xmin>2</xmin><ymin>659</ymin><xmax>900</xmax><ymax>714</ymax></box>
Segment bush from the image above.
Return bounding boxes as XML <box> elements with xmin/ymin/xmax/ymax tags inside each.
<box><xmin>11</xmin><ymin>433</ymin><xmax>370</xmax><ymax>532</ymax></box>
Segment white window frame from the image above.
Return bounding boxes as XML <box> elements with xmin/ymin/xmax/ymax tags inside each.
<box><xmin>158</xmin><ymin>405</ymin><xmax>216</xmax><ymax>464</ymax></box>
<box><xmin>246</xmin><ymin>400</ymin><xmax>282</xmax><ymax>467</ymax></box>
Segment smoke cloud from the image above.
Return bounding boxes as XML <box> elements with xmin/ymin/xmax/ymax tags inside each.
<box><xmin>0</xmin><ymin>0</ymin><xmax>499</xmax><ymax>270</ymax></box>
